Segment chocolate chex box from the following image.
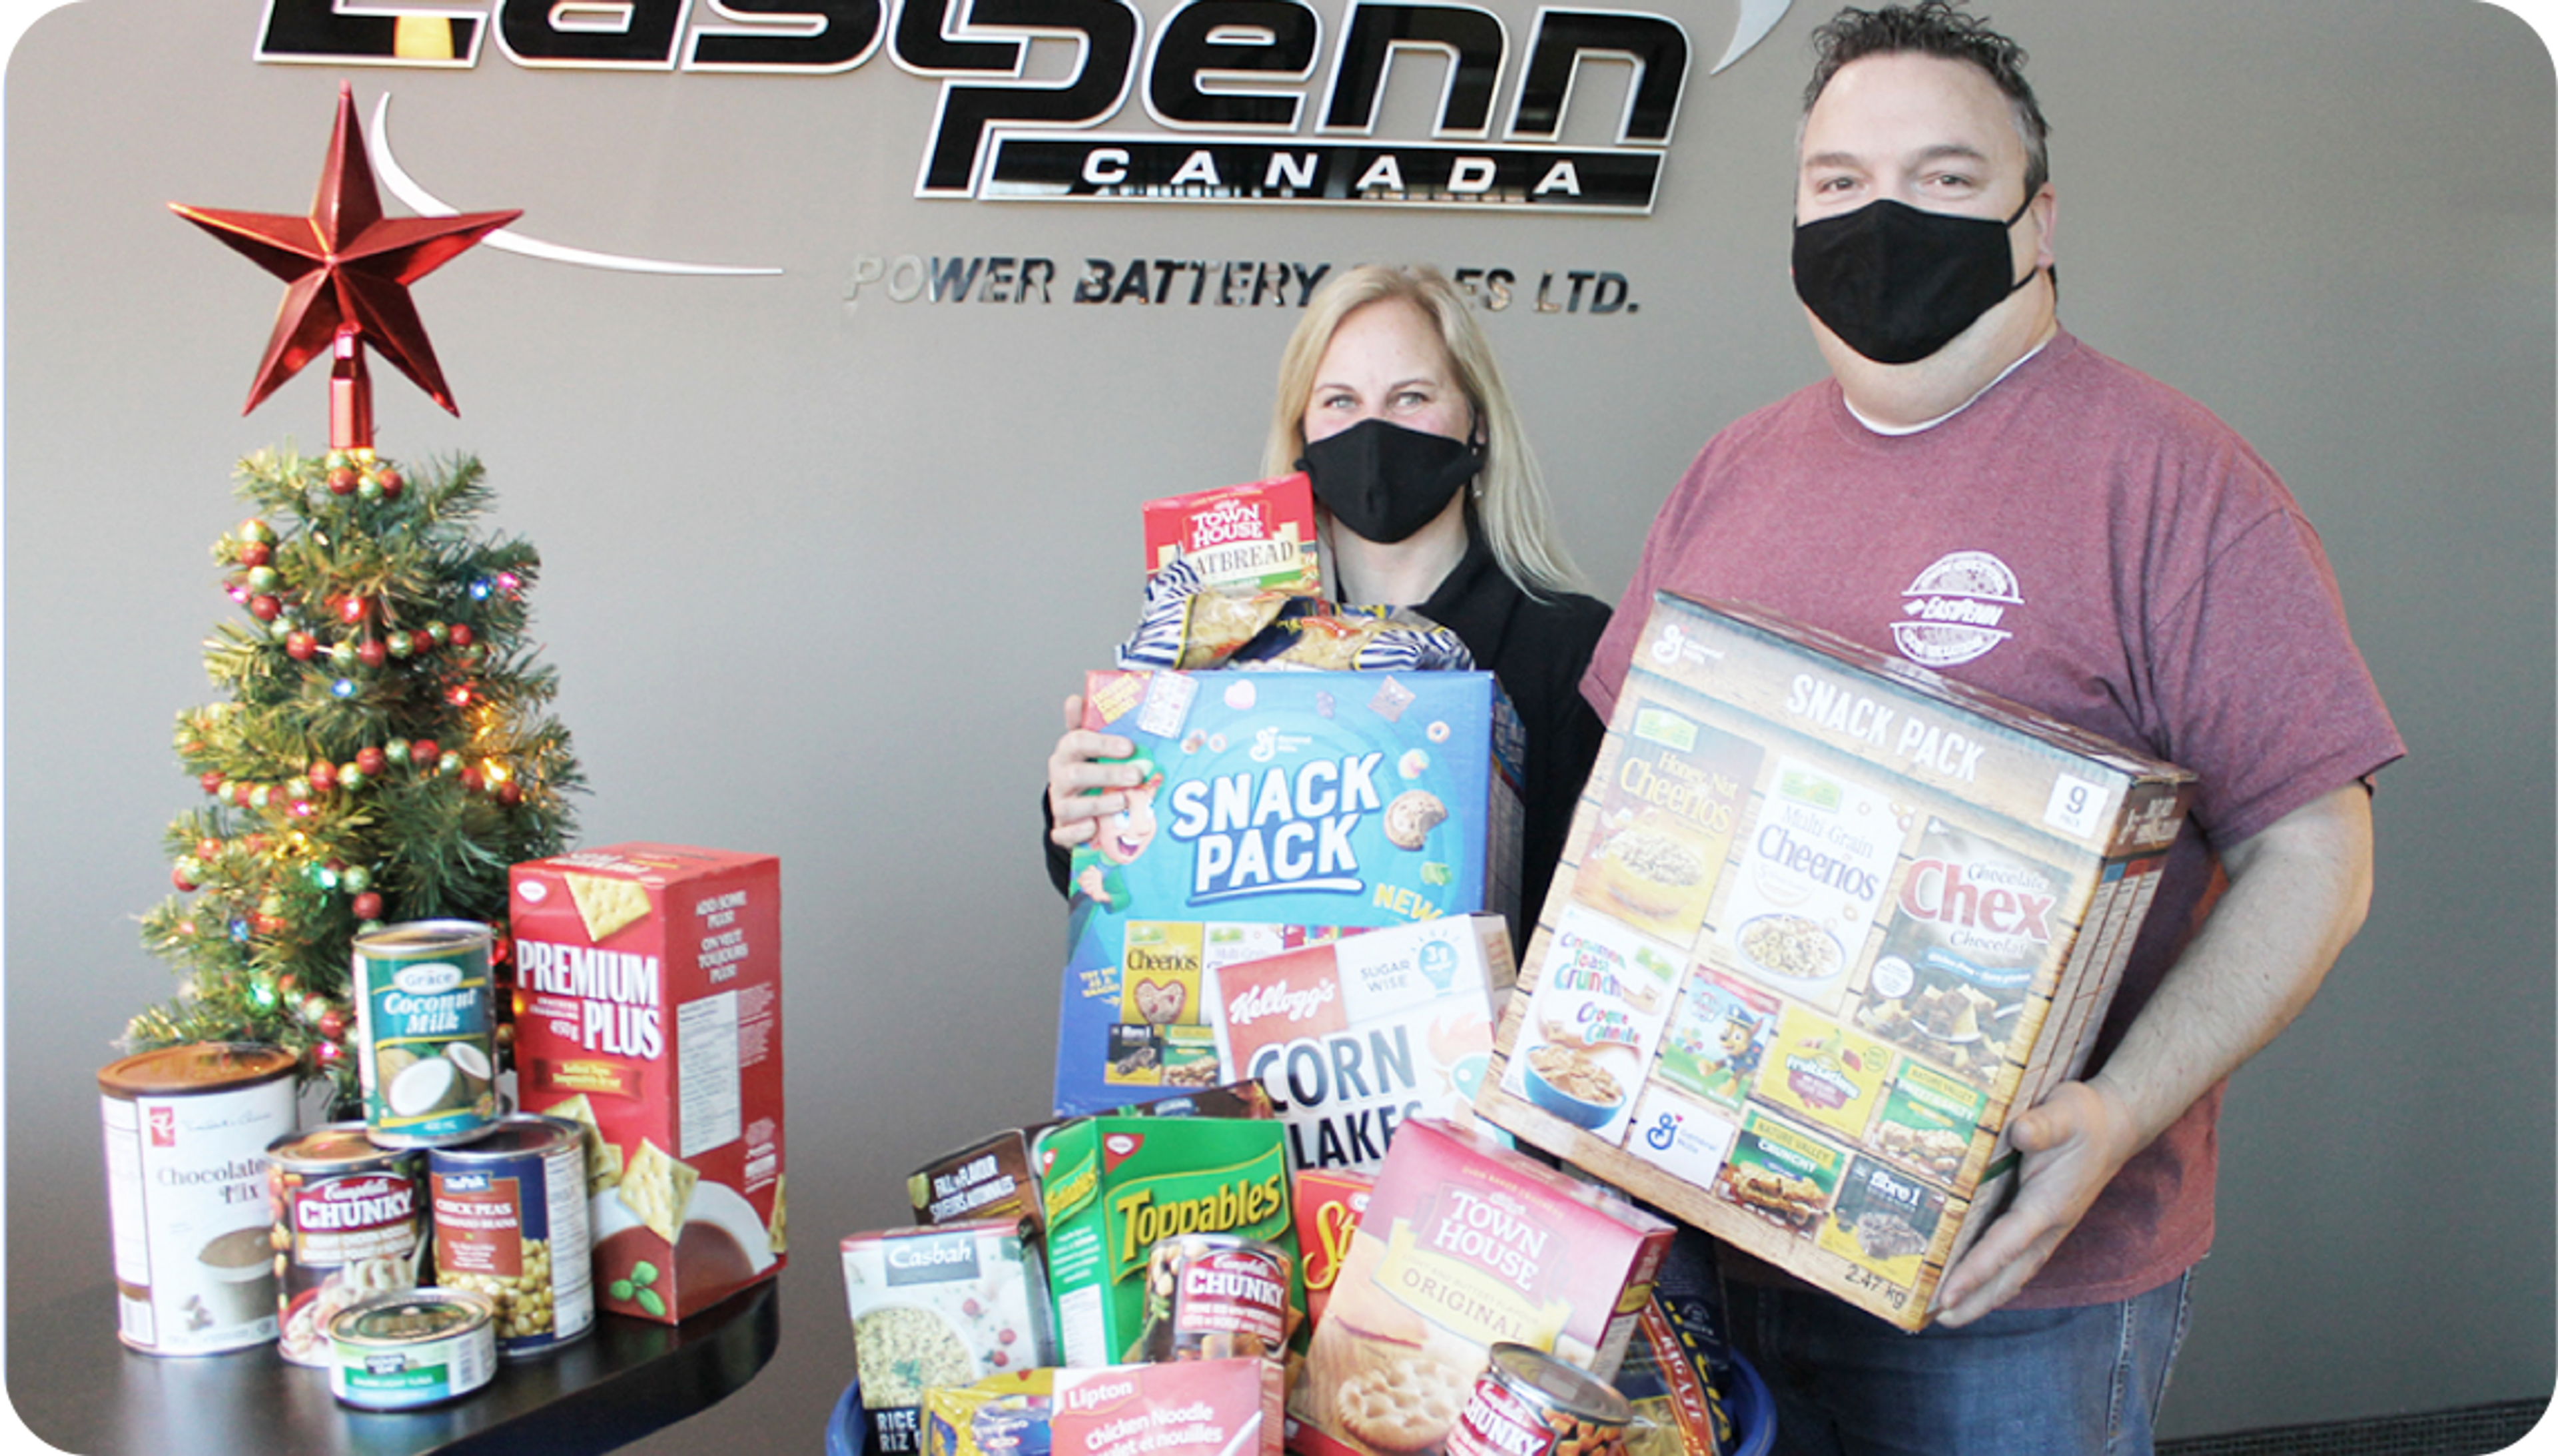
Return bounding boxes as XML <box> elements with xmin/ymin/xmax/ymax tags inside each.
<box><xmin>1477</xmin><ymin>594</ymin><xmax>2194</xmax><ymax>1330</ymax></box>
<box><xmin>1055</xmin><ymin>668</ymin><xmax>1523</xmax><ymax>1116</ymax></box>
<box><xmin>509</xmin><ymin>843</ymin><xmax>785</xmax><ymax>1323</ymax></box>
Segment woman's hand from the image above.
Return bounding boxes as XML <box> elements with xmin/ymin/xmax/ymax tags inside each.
<box><xmin>1047</xmin><ymin>693</ymin><xmax>1142</xmax><ymax>848</ymax></box>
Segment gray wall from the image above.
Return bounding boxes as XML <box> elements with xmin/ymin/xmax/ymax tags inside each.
<box><xmin>6</xmin><ymin>0</ymin><xmax>2549</xmax><ymax>1447</ymax></box>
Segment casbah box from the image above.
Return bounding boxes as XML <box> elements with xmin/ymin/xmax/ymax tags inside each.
<box><xmin>1476</xmin><ymin>593</ymin><xmax>2195</xmax><ymax>1330</ymax></box>
<box><xmin>1207</xmin><ymin>914</ymin><xmax>1513</xmax><ymax>1175</ymax></box>
<box><xmin>508</xmin><ymin>843</ymin><xmax>785</xmax><ymax>1323</ymax></box>
<box><xmin>1055</xmin><ymin>667</ymin><xmax>1523</xmax><ymax>1116</ymax></box>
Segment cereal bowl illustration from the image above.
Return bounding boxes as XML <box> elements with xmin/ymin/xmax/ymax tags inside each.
<box><xmin>1520</xmin><ymin>1041</ymin><xmax>1629</xmax><ymax>1130</ymax></box>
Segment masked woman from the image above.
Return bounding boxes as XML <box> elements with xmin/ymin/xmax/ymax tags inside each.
<box><xmin>1047</xmin><ymin>263</ymin><xmax>1609</xmax><ymax>932</ymax></box>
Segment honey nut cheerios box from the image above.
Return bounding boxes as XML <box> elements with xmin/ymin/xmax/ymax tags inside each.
<box><xmin>1289</xmin><ymin>1117</ymin><xmax>1674</xmax><ymax>1456</ymax></box>
<box><xmin>1476</xmin><ymin>593</ymin><xmax>2196</xmax><ymax>1331</ymax></box>
<box><xmin>1055</xmin><ymin>667</ymin><xmax>1523</xmax><ymax>1116</ymax></box>
<box><xmin>508</xmin><ymin>843</ymin><xmax>784</xmax><ymax>1323</ymax></box>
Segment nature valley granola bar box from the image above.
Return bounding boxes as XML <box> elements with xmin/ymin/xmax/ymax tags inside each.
<box><xmin>1477</xmin><ymin>593</ymin><xmax>2195</xmax><ymax>1331</ymax></box>
<box><xmin>1207</xmin><ymin>914</ymin><xmax>1513</xmax><ymax>1176</ymax></box>
<box><xmin>1056</xmin><ymin>668</ymin><xmax>1523</xmax><ymax>1116</ymax></box>
<box><xmin>1032</xmin><ymin>1114</ymin><xmax>1296</xmax><ymax>1368</ymax></box>
<box><xmin>509</xmin><ymin>843</ymin><xmax>785</xmax><ymax>1323</ymax></box>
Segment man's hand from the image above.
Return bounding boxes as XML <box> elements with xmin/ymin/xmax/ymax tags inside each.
<box><xmin>1932</xmin><ymin>1079</ymin><xmax>2144</xmax><ymax>1325</ymax></box>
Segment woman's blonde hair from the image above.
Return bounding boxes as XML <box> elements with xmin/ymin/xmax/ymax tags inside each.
<box><xmin>1262</xmin><ymin>263</ymin><xmax>1586</xmax><ymax>598</ymax></box>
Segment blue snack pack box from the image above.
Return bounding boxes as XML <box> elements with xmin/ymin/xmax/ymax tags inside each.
<box><xmin>1056</xmin><ymin>667</ymin><xmax>1523</xmax><ymax>1115</ymax></box>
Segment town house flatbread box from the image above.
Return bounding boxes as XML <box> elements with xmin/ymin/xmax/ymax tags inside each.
<box><xmin>1477</xmin><ymin>593</ymin><xmax>2194</xmax><ymax>1330</ymax></box>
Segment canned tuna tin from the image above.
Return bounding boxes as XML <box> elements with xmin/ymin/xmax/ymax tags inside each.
<box><xmin>1140</xmin><ymin>1233</ymin><xmax>1294</xmax><ymax>1363</ymax></box>
<box><xmin>98</xmin><ymin>1042</ymin><xmax>300</xmax><ymax>1355</ymax></box>
<box><xmin>352</xmin><ymin>920</ymin><xmax>500</xmax><ymax>1148</ymax></box>
<box><xmin>428</xmin><ymin>1114</ymin><xmax>595</xmax><ymax>1355</ymax></box>
<box><xmin>1448</xmin><ymin>1343</ymin><xmax>1639</xmax><ymax>1456</ymax></box>
<box><xmin>328</xmin><ymin>1287</ymin><xmax>498</xmax><ymax>1409</ymax></box>
<box><xmin>268</xmin><ymin>1123</ymin><xmax>430</xmax><ymax>1365</ymax></box>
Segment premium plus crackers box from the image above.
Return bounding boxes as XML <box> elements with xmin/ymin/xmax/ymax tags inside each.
<box><xmin>1290</xmin><ymin>1118</ymin><xmax>1674</xmax><ymax>1456</ymax></box>
<box><xmin>1478</xmin><ymin>594</ymin><xmax>2196</xmax><ymax>1330</ymax></box>
<box><xmin>508</xmin><ymin>843</ymin><xmax>785</xmax><ymax>1323</ymax></box>
<box><xmin>1033</xmin><ymin>1114</ymin><xmax>1296</xmax><ymax>1368</ymax></box>
<box><xmin>1144</xmin><ymin>475</ymin><xmax>1321</xmax><ymax>597</ymax></box>
<box><xmin>1056</xmin><ymin>668</ymin><xmax>1523</xmax><ymax>1115</ymax></box>
<box><xmin>1207</xmin><ymin>914</ymin><xmax>1513</xmax><ymax>1175</ymax></box>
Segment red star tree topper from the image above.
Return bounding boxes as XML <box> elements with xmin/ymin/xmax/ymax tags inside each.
<box><xmin>171</xmin><ymin>82</ymin><xmax>519</xmax><ymax>448</ymax></box>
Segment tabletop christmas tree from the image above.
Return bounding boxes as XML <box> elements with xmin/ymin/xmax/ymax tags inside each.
<box><xmin>128</xmin><ymin>85</ymin><xmax>581</xmax><ymax>1114</ymax></box>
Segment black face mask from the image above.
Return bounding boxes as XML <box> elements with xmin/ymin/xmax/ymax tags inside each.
<box><xmin>1791</xmin><ymin>194</ymin><xmax>2037</xmax><ymax>365</ymax></box>
<box><xmin>1298</xmin><ymin>418</ymin><xmax>1480</xmax><ymax>545</ymax></box>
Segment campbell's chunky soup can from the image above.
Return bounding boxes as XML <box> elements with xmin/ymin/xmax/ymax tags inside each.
<box><xmin>1140</xmin><ymin>1234</ymin><xmax>1294</xmax><ymax>1363</ymax></box>
<box><xmin>352</xmin><ymin>920</ymin><xmax>500</xmax><ymax>1148</ymax></box>
<box><xmin>99</xmin><ymin>1042</ymin><xmax>300</xmax><ymax>1355</ymax></box>
<box><xmin>268</xmin><ymin>1123</ymin><xmax>430</xmax><ymax>1365</ymax></box>
<box><xmin>429</xmin><ymin>1114</ymin><xmax>594</xmax><ymax>1355</ymax></box>
<box><xmin>1448</xmin><ymin>1343</ymin><xmax>1638</xmax><ymax>1456</ymax></box>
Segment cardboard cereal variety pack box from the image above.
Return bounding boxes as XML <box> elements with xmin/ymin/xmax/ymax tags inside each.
<box><xmin>1055</xmin><ymin>667</ymin><xmax>1523</xmax><ymax>1115</ymax></box>
<box><xmin>508</xmin><ymin>843</ymin><xmax>785</xmax><ymax>1323</ymax></box>
<box><xmin>1476</xmin><ymin>593</ymin><xmax>2196</xmax><ymax>1330</ymax></box>
<box><xmin>1206</xmin><ymin>914</ymin><xmax>1514</xmax><ymax>1175</ymax></box>
<box><xmin>1290</xmin><ymin>1118</ymin><xmax>1674</xmax><ymax>1456</ymax></box>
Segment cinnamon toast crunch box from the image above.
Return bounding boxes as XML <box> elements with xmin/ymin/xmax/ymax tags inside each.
<box><xmin>1055</xmin><ymin>668</ymin><xmax>1523</xmax><ymax>1116</ymax></box>
<box><xmin>509</xmin><ymin>843</ymin><xmax>785</xmax><ymax>1323</ymax></box>
<box><xmin>1476</xmin><ymin>593</ymin><xmax>2194</xmax><ymax>1330</ymax></box>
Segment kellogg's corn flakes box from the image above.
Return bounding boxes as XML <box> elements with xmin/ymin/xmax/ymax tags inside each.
<box><xmin>1055</xmin><ymin>668</ymin><xmax>1523</xmax><ymax>1116</ymax></box>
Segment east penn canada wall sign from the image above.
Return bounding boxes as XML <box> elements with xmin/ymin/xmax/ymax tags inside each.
<box><xmin>254</xmin><ymin>0</ymin><xmax>1795</xmax><ymax>212</ymax></box>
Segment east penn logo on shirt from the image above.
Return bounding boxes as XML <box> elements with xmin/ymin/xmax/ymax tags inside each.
<box><xmin>254</xmin><ymin>0</ymin><xmax>1709</xmax><ymax>212</ymax></box>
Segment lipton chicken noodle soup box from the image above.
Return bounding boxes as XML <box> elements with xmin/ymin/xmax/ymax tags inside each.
<box><xmin>1478</xmin><ymin>593</ymin><xmax>2195</xmax><ymax>1331</ymax></box>
<box><xmin>1291</xmin><ymin>1118</ymin><xmax>1673</xmax><ymax>1456</ymax></box>
<box><xmin>1056</xmin><ymin>667</ymin><xmax>1523</xmax><ymax>1116</ymax></box>
<box><xmin>510</xmin><ymin>843</ymin><xmax>785</xmax><ymax>1323</ymax></box>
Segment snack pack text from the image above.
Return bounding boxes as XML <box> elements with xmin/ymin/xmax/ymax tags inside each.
<box><xmin>1168</xmin><ymin>753</ymin><xmax>1383</xmax><ymax>902</ymax></box>
<box><xmin>518</xmin><ymin>938</ymin><xmax>665</xmax><ymax>1058</ymax></box>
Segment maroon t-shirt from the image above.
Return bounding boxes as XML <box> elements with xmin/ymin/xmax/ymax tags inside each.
<box><xmin>1585</xmin><ymin>330</ymin><xmax>2403</xmax><ymax>1305</ymax></box>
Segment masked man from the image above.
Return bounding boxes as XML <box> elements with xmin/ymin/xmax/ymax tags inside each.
<box><xmin>1580</xmin><ymin>6</ymin><xmax>2403</xmax><ymax>1451</ymax></box>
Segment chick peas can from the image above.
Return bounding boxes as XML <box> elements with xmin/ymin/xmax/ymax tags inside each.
<box><xmin>1447</xmin><ymin>1343</ymin><xmax>1638</xmax><ymax>1456</ymax></box>
<box><xmin>428</xmin><ymin>1114</ymin><xmax>594</xmax><ymax>1355</ymax></box>
<box><xmin>352</xmin><ymin>920</ymin><xmax>500</xmax><ymax>1148</ymax></box>
<box><xmin>328</xmin><ymin>1287</ymin><xmax>498</xmax><ymax>1409</ymax></box>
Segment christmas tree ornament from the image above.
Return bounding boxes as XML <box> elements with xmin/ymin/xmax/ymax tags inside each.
<box><xmin>384</xmin><ymin>741</ymin><xmax>410</xmax><ymax>765</ymax></box>
<box><xmin>240</xmin><ymin>519</ymin><xmax>276</xmax><ymax>546</ymax></box>
<box><xmin>355</xmin><ymin>746</ymin><xmax>386</xmax><ymax>777</ymax></box>
<box><xmin>447</xmin><ymin>623</ymin><xmax>474</xmax><ymax>648</ymax></box>
<box><xmin>168</xmin><ymin>83</ymin><xmax>519</xmax><ymax>443</ymax></box>
<box><xmin>351</xmin><ymin>892</ymin><xmax>384</xmax><ymax>922</ymax></box>
<box><xmin>238</xmin><ymin>540</ymin><xmax>273</xmax><ymax>568</ymax></box>
<box><xmin>286</xmin><ymin>631</ymin><xmax>318</xmax><ymax>660</ymax></box>
<box><xmin>412</xmin><ymin>739</ymin><xmax>440</xmax><ymax>765</ymax></box>
<box><xmin>250</xmin><ymin>594</ymin><xmax>283</xmax><ymax>621</ymax></box>
<box><xmin>357</xmin><ymin>639</ymin><xmax>388</xmax><ymax>668</ymax></box>
<box><xmin>386</xmin><ymin>631</ymin><xmax>414</xmax><ymax>659</ymax></box>
<box><xmin>339</xmin><ymin>595</ymin><xmax>369</xmax><ymax>625</ymax></box>
<box><xmin>341</xmin><ymin>865</ymin><xmax>372</xmax><ymax>895</ymax></box>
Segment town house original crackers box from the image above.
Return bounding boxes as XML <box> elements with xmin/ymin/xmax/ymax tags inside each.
<box><xmin>1057</xmin><ymin>667</ymin><xmax>1523</xmax><ymax>1116</ymax></box>
<box><xmin>510</xmin><ymin>843</ymin><xmax>785</xmax><ymax>1323</ymax></box>
<box><xmin>1478</xmin><ymin>594</ymin><xmax>2194</xmax><ymax>1331</ymax></box>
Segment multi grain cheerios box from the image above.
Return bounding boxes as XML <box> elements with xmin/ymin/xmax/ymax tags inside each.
<box><xmin>1290</xmin><ymin>1118</ymin><xmax>1674</xmax><ymax>1456</ymax></box>
<box><xmin>1055</xmin><ymin>668</ymin><xmax>1523</xmax><ymax>1116</ymax></box>
<box><xmin>508</xmin><ymin>843</ymin><xmax>785</xmax><ymax>1324</ymax></box>
<box><xmin>1476</xmin><ymin>593</ymin><xmax>2195</xmax><ymax>1331</ymax></box>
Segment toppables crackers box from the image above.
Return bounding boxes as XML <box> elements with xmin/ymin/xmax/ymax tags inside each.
<box><xmin>1291</xmin><ymin>1118</ymin><xmax>1673</xmax><ymax>1456</ymax></box>
<box><xmin>1208</xmin><ymin>914</ymin><xmax>1513</xmax><ymax>1175</ymax></box>
<box><xmin>1033</xmin><ymin>1114</ymin><xmax>1296</xmax><ymax>1368</ymax></box>
<box><xmin>1144</xmin><ymin>474</ymin><xmax>1321</xmax><ymax>597</ymax></box>
<box><xmin>1056</xmin><ymin>668</ymin><xmax>1524</xmax><ymax>1116</ymax></box>
<box><xmin>508</xmin><ymin>843</ymin><xmax>785</xmax><ymax>1323</ymax></box>
<box><xmin>1478</xmin><ymin>594</ymin><xmax>2196</xmax><ymax>1330</ymax></box>
<box><xmin>906</xmin><ymin>1088</ymin><xmax>1274</xmax><ymax>1236</ymax></box>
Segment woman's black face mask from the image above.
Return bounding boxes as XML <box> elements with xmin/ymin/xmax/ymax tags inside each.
<box><xmin>1791</xmin><ymin>193</ymin><xmax>2037</xmax><ymax>365</ymax></box>
<box><xmin>1298</xmin><ymin>417</ymin><xmax>1481</xmax><ymax>544</ymax></box>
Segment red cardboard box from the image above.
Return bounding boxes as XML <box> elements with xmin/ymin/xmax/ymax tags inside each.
<box><xmin>509</xmin><ymin>843</ymin><xmax>785</xmax><ymax>1323</ymax></box>
<box><xmin>1143</xmin><ymin>475</ymin><xmax>1321</xmax><ymax>597</ymax></box>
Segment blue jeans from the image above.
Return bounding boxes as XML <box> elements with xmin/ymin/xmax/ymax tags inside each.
<box><xmin>1724</xmin><ymin>1270</ymin><xmax>2194</xmax><ymax>1456</ymax></box>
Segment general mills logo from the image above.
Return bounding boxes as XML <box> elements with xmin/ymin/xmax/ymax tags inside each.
<box><xmin>255</xmin><ymin>0</ymin><xmax>1795</xmax><ymax>211</ymax></box>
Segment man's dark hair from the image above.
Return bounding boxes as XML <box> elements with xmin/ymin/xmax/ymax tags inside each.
<box><xmin>1805</xmin><ymin>3</ymin><xmax>2050</xmax><ymax>196</ymax></box>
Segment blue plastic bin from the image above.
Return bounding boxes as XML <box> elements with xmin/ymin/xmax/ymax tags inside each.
<box><xmin>1725</xmin><ymin>1350</ymin><xmax>1776</xmax><ymax>1456</ymax></box>
<box><xmin>825</xmin><ymin>1379</ymin><xmax>866</xmax><ymax>1456</ymax></box>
